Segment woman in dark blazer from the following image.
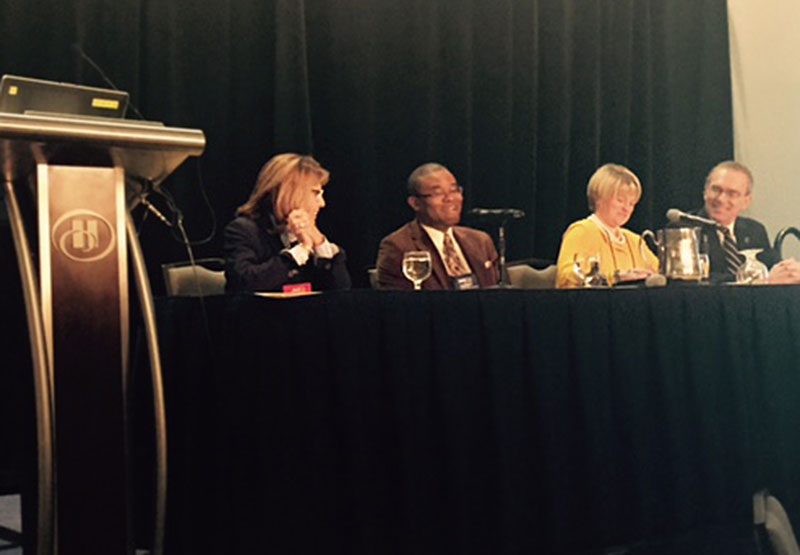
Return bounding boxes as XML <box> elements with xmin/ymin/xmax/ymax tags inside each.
<box><xmin>223</xmin><ymin>153</ymin><xmax>351</xmax><ymax>292</ymax></box>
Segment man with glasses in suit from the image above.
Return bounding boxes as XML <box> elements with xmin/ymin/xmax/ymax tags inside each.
<box><xmin>376</xmin><ymin>162</ymin><xmax>499</xmax><ymax>290</ymax></box>
<box><xmin>687</xmin><ymin>160</ymin><xmax>800</xmax><ymax>283</ymax></box>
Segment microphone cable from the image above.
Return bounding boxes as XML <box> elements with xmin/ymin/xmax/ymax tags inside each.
<box><xmin>72</xmin><ymin>42</ymin><xmax>146</xmax><ymax>120</ymax></box>
<box><xmin>75</xmin><ymin>43</ymin><xmax>220</xmax><ymax>369</ymax></box>
<box><xmin>73</xmin><ymin>43</ymin><xmax>217</xmax><ymax>250</ymax></box>
<box><xmin>151</xmin><ymin>158</ymin><xmax>217</xmax><ymax>248</ymax></box>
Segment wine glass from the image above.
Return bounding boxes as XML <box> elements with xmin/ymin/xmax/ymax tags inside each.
<box><xmin>735</xmin><ymin>249</ymin><xmax>769</xmax><ymax>284</ymax></box>
<box><xmin>573</xmin><ymin>253</ymin><xmax>608</xmax><ymax>287</ymax></box>
<box><xmin>402</xmin><ymin>250</ymin><xmax>432</xmax><ymax>290</ymax></box>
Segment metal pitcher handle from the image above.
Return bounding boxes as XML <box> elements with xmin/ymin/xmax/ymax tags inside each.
<box><xmin>640</xmin><ymin>229</ymin><xmax>656</xmax><ymax>256</ymax></box>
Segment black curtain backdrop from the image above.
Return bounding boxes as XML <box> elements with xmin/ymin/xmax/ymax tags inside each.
<box><xmin>1</xmin><ymin>0</ymin><xmax>732</xmax><ymax>287</ymax></box>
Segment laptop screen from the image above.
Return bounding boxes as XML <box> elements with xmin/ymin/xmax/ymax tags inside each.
<box><xmin>0</xmin><ymin>74</ymin><xmax>129</xmax><ymax>119</ymax></box>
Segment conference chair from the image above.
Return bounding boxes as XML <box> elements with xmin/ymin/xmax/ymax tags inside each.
<box><xmin>0</xmin><ymin>493</ymin><xmax>22</xmax><ymax>551</ymax></box>
<box><xmin>774</xmin><ymin>227</ymin><xmax>800</xmax><ymax>259</ymax></box>
<box><xmin>161</xmin><ymin>257</ymin><xmax>226</xmax><ymax>297</ymax></box>
<box><xmin>0</xmin><ymin>375</ymin><xmax>23</xmax><ymax>551</ymax></box>
<box><xmin>506</xmin><ymin>263</ymin><xmax>557</xmax><ymax>289</ymax></box>
<box><xmin>0</xmin><ymin>414</ymin><xmax>25</xmax><ymax>552</ymax></box>
<box><xmin>366</xmin><ymin>267</ymin><xmax>380</xmax><ymax>289</ymax></box>
<box><xmin>754</xmin><ymin>489</ymin><xmax>800</xmax><ymax>555</ymax></box>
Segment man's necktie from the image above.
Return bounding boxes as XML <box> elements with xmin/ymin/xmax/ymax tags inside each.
<box><xmin>722</xmin><ymin>228</ymin><xmax>745</xmax><ymax>276</ymax></box>
<box><xmin>443</xmin><ymin>232</ymin><xmax>469</xmax><ymax>276</ymax></box>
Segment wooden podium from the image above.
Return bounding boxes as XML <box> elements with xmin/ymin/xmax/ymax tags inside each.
<box><xmin>0</xmin><ymin>111</ymin><xmax>205</xmax><ymax>555</ymax></box>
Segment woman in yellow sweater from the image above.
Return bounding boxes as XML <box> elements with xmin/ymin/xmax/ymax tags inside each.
<box><xmin>556</xmin><ymin>163</ymin><xmax>658</xmax><ymax>288</ymax></box>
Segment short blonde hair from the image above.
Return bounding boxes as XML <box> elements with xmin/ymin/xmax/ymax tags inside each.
<box><xmin>586</xmin><ymin>163</ymin><xmax>642</xmax><ymax>211</ymax></box>
<box><xmin>236</xmin><ymin>153</ymin><xmax>329</xmax><ymax>221</ymax></box>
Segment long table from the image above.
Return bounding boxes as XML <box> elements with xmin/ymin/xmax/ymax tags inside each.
<box><xmin>150</xmin><ymin>286</ymin><xmax>800</xmax><ymax>553</ymax></box>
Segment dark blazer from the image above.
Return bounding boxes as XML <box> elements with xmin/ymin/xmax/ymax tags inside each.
<box><xmin>223</xmin><ymin>214</ymin><xmax>351</xmax><ymax>292</ymax></box>
<box><xmin>375</xmin><ymin>219</ymin><xmax>499</xmax><ymax>290</ymax></box>
<box><xmin>688</xmin><ymin>208</ymin><xmax>779</xmax><ymax>281</ymax></box>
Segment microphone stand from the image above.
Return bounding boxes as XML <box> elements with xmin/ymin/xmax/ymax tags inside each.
<box><xmin>494</xmin><ymin>217</ymin><xmax>513</xmax><ymax>288</ymax></box>
<box><xmin>467</xmin><ymin>208</ymin><xmax>525</xmax><ymax>289</ymax></box>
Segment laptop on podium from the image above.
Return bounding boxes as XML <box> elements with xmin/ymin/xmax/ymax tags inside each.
<box><xmin>0</xmin><ymin>74</ymin><xmax>129</xmax><ymax>119</ymax></box>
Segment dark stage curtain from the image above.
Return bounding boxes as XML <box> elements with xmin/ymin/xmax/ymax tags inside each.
<box><xmin>0</xmin><ymin>0</ymin><xmax>732</xmax><ymax>288</ymax></box>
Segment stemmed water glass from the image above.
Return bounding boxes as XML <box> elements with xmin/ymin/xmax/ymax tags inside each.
<box><xmin>736</xmin><ymin>249</ymin><xmax>769</xmax><ymax>284</ymax></box>
<box><xmin>402</xmin><ymin>250</ymin><xmax>433</xmax><ymax>290</ymax></box>
<box><xmin>573</xmin><ymin>252</ymin><xmax>608</xmax><ymax>287</ymax></box>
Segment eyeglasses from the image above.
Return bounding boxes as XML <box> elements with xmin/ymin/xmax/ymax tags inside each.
<box><xmin>707</xmin><ymin>184</ymin><xmax>746</xmax><ymax>200</ymax></box>
<box><xmin>414</xmin><ymin>185</ymin><xmax>464</xmax><ymax>200</ymax></box>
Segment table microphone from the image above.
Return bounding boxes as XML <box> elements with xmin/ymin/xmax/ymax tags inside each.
<box><xmin>468</xmin><ymin>208</ymin><xmax>526</xmax><ymax>219</ymax></box>
<box><xmin>645</xmin><ymin>273</ymin><xmax>667</xmax><ymax>288</ymax></box>
<box><xmin>665</xmin><ymin>208</ymin><xmax>720</xmax><ymax>228</ymax></box>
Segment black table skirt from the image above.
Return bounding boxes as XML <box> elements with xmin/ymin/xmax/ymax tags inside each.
<box><xmin>151</xmin><ymin>286</ymin><xmax>800</xmax><ymax>554</ymax></box>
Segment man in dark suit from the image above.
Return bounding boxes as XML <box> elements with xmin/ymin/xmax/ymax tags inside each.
<box><xmin>376</xmin><ymin>163</ymin><xmax>499</xmax><ymax>290</ymax></box>
<box><xmin>691</xmin><ymin>161</ymin><xmax>800</xmax><ymax>283</ymax></box>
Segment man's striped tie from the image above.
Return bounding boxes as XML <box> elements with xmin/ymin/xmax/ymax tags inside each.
<box><xmin>722</xmin><ymin>228</ymin><xmax>745</xmax><ymax>276</ymax></box>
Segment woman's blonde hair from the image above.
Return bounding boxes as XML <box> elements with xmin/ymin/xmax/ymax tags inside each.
<box><xmin>586</xmin><ymin>163</ymin><xmax>642</xmax><ymax>211</ymax></box>
<box><xmin>236</xmin><ymin>153</ymin><xmax>329</xmax><ymax>221</ymax></box>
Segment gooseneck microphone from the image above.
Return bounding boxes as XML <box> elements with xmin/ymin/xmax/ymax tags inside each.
<box><xmin>468</xmin><ymin>208</ymin><xmax>526</xmax><ymax>219</ymax></box>
<box><xmin>465</xmin><ymin>208</ymin><xmax>524</xmax><ymax>287</ymax></box>
<box><xmin>644</xmin><ymin>273</ymin><xmax>667</xmax><ymax>288</ymax></box>
<box><xmin>665</xmin><ymin>208</ymin><xmax>721</xmax><ymax>228</ymax></box>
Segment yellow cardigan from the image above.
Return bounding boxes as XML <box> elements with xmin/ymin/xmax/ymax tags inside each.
<box><xmin>556</xmin><ymin>218</ymin><xmax>659</xmax><ymax>288</ymax></box>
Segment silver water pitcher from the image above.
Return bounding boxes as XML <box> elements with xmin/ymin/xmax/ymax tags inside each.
<box><xmin>641</xmin><ymin>227</ymin><xmax>703</xmax><ymax>281</ymax></box>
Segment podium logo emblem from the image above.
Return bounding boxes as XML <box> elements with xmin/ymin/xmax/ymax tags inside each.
<box><xmin>52</xmin><ymin>209</ymin><xmax>117</xmax><ymax>263</ymax></box>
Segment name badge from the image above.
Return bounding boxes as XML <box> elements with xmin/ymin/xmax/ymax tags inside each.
<box><xmin>283</xmin><ymin>282</ymin><xmax>312</xmax><ymax>293</ymax></box>
<box><xmin>452</xmin><ymin>274</ymin><xmax>479</xmax><ymax>290</ymax></box>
